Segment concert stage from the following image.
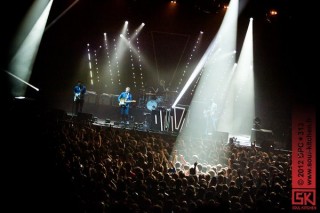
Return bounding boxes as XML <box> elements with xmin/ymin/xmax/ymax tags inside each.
<box><xmin>8</xmin><ymin>97</ymin><xmax>284</xmax><ymax>150</ymax></box>
<box><xmin>64</xmin><ymin>110</ymin><xmax>257</xmax><ymax>148</ymax></box>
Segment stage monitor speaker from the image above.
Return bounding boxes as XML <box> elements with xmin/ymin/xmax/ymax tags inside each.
<box><xmin>77</xmin><ymin>112</ymin><xmax>93</xmax><ymax>123</ymax></box>
<box><xmin>251</xmin><ymin>128</ymin><xmax>274</xmax><ymax>147</ymax></box>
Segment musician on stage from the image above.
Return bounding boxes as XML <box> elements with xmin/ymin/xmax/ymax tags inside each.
<box><xmin>118</xmin><ymin>86</ymin><xmax>134</xmax><ymax>124</ymax></box>
<box><xmin>73</xmin><ymin>81</ymin><xmax>86</xmax><ymax>115</ymax></box>
<box><xmin>203</xmin><ymin>100</ymin><xmax>217</xmax><ymax>135</ymax></box>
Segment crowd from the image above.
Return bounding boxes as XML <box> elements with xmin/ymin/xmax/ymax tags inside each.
<box><xmin>5</xmin><ymin>101</ymin><xmax>292</xmax><ymax>212</ymax></box>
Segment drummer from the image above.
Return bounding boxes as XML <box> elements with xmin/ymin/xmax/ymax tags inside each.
<box><xmin>145</xmin><ymin>89</ymin><xmax>157</xmax><ymax>102</ymax></box>
<box><xmin>157</xmin><ymin>80</ymin><xmax>172</xmax><ymax>104</ymax></box>
<box><xmin>145</xmin><ymin>80</ymin><xmax>177</xmax><ymax>108</ymax></box>
<box><xmin>146</xmin><ymin>81</ymin><xmax>164</xmax><ymax>101</ymax></box>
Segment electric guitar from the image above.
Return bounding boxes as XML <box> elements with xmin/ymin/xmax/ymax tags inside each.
<box><xmin>203</xmin><ymin>109</ymin><xmax>215</xmax><ymax>117</ymax></box>
<box><xmin>74</xmin><ymin>93</ymin><xmax>81</xmax><ymax>101</ymax></box>
<box><xmin>119</xmin><ymin>98</ymin><xmax>136</xmax><ymax>106</ymax></box>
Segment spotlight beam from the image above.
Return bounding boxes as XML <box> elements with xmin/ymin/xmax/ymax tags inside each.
<box><xmin>4</xmin><ymin>69</ymin><xmax>39</xmax><ymax>91</ymax></box>
<box><xmin>45</xmin><ymin>0</ymin><xmax>79</xmax><ymax>31</ymax></box>
<box><xmin>171</xmin><ymin>38</ymin><xmax>217</xmax><ymax>108</ymax></box>
<box><xmin>172</xmin><ymin>0</ymin><xmax>239</xmax><ymax>109</ymax></box>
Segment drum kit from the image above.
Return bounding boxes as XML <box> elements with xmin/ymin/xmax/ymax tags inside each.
<box><xmin>138</xmin><ymin>89</ymin><xmax>178</xmax><ymax>111</ymax></box>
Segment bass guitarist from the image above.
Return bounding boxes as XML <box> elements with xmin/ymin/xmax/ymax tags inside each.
<box><xmin>118</xmin><ymin>86</ymin><xmax>135</xmax><ymax>124</ymax></box>
<box><xmin>73</xmin><ymin>81</ymin><xmax>86</xmax><ymax>115</ymax></box>
<box><xmin>203</xmin><ymin>100</ymin><xmax>217</xmax><ymax>135</ymax></box>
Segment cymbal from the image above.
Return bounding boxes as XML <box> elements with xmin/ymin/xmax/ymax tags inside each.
<box><xmin>145</xmin><ymin>93</ymin><xmax>156</xmax><ymax>95</ymax></box>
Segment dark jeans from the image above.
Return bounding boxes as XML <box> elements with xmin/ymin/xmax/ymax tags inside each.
<box><xmin>75</xmin><ymin>99</ymin><xmax>84</xmax><ymax>114</ymax></box>
<box><xmin>120</xmin><ymin>105</ymin><xmax>130</xmax><ymax>121</ymax></box>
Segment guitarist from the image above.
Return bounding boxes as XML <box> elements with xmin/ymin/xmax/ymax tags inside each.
<box><xmin>203</xmin><ymin>100</ymin><xmax>217</xmax><ymax>135</ymax></box>
<box><xmin>118</xmin><ymin>87</ymin><xmax>134</xmax><ymax>124</ymax></box>
<box><xmin>73</xmin><ymin>81</ymin><xmax>86</xmax><ymax>115</ymax></box>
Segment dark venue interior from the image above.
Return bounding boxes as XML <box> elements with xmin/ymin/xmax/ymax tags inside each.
<box><xmin>1</xmin><ymin>0</ymin><xmax>317</xmax><ymax>212</ymax></box>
